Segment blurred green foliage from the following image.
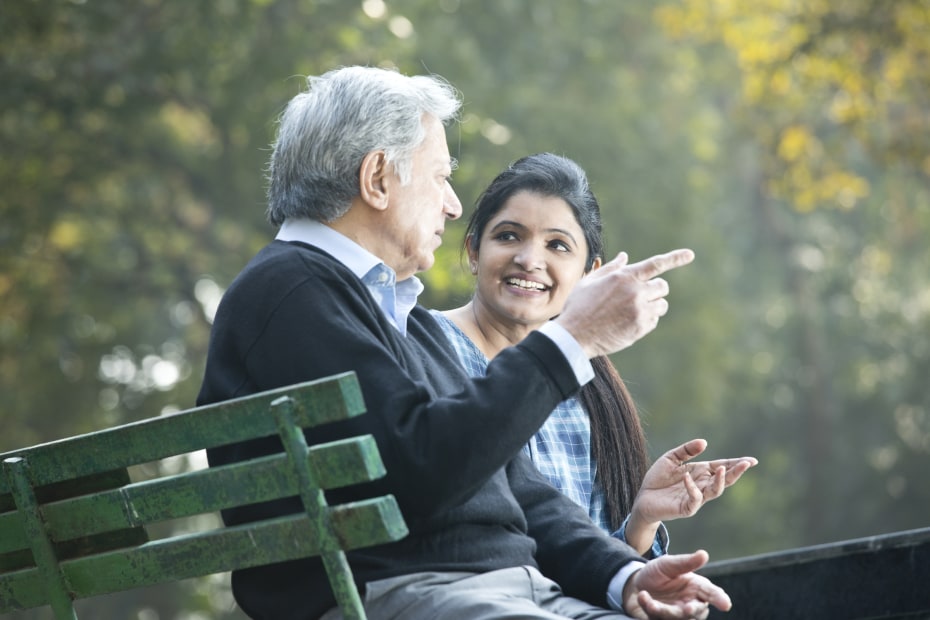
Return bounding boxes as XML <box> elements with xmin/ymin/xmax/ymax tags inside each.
<box><xmin>2</xmin><ymin>0</ymin><xmax>929</xmax><ymax>617</ymax></box>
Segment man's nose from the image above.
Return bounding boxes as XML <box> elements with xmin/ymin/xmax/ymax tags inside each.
<box><xmin>443</xmin><ymin>181</ymin><xmax>463</xmax><ymax>219</ymax></box>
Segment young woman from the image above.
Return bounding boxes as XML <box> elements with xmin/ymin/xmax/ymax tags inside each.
<box><xmin>433</xmin><ymin>153</ymin><xmax>757</xmax><ymax>556</ymax></box>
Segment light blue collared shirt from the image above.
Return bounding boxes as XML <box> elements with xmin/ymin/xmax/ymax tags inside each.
<box><xmin>275</xmin><ymin>218</ymin><xmax>422</xmax><ymax>336</ymax></box>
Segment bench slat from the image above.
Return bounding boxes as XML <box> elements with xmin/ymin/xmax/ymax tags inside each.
<box><xmin>0</xmin><ymin>496</ymin><xmax>407</xmax><ymax>611</ymax></box>
<box><xmin>0</xmin><ymin>435</ymin><xmax>384</xmax><ymax>556</ymax></box>
<box><xmin>0</xmin><ymin>372</ymin><xmax>364</xmax><ymax>494</ymax></box>
<box><xmin>0</xmin><ymin>469</ymin><xmax>131</xmax><ymax>514</ymax></box>
<box><xmin>0</xmin><ymin>469</ymin><xmax>142</xmax><ymax>562</ymax></box>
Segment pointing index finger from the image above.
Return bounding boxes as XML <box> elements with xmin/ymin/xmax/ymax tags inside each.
<box><xmin>629</xmin><ymin>248</ymin><xmax>695</xmax><ymax>281</ymax></box>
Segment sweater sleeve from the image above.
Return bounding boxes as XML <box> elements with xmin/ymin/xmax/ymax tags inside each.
<box><xmin>507</xmin><ymin>452</ymin><xmax>643</xmax><ymax>607</ymax></box>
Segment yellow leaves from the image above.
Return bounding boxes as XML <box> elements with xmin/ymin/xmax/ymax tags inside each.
<box><xmin>158</xmin><ymin>102</ymin><xmax>220</xmax><ymax>155</ymax></box>
<box><xmin>772</xmin><ymin>124</ymin><xmax>870</xmax><ymax>210</ymax></box>
<box><xmin>828</xmin><ymin>90</ymin><xmax>870</xmax><ymax>124</ymax></box>
<box><xmin>770</xmin><ymin>162</ymin><xmax>869</xmax><ymax>212</ymax></box>
<box><xmin>49</xmin><ymin>218</ymin><xmax>84</xmax><ymax>252</ymax></box>
<box><xmin>661</xmin><ymin>3</ymin><xmax>815</xmax><ymax>104</ymax></box>
<box><xmin>653</xmin><ymin>0</ymin><xmax>928</xmax><ymax>210</ymax></box>
<box><xmin>729</xmin><ymin>20</ymin><xmax>808</xmax><ymax>70</ymax></box>
<box><xmin>653</xmin><ymin>5</ymin><xmax>694</xmax><ymax>39</ymax></box>
<box><xmin>777</xmin><ymin>125</ymin><xmax>814</xmax><ymax>162</ymax></box>
<box><xmin>882</xmin><ymin>51</ymin><xmax>912</xmax><ymax>91</ymax></box>
<box><xmin>895</xmin><ymin>2</ymin><xmax>930</xmax><ymax>52</ymax></box>
<box><xmin>692</xmin><ymin>137</ymin><xmax>719</xmax><ymax>162</ymax></box>
<box><xmin>768</xmin><ymin>68</ymin><xmax>792</xmax><ymax>96</ymax></box>
<box><xmin>817</xmin><ymin>170</ymin><xmax>870</xmax><ymax>209</ymax></box>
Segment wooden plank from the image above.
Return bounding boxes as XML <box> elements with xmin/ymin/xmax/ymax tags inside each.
<box><xmin>0</xmin><ymin>372</ymin><xmax>364</xmax><ymax>494</ymax></box>
<box><xmin>0</xmin><ymin>469</ymin><xmax>131</xmax><ymax>513</ymax></box>
<box><xmin>0</xmin><ymin>496</ymin><xmax>407</xmax><ymax>611</ymax></box>
<box><xmin>0</xmin><ymin>469</ymin><xmax>139</xmax><ymax>557</ymax></box>
<box><xmin>2</xmin><ymin>435</ymin><xmax>385</xmax><ymax>550</ymax></box>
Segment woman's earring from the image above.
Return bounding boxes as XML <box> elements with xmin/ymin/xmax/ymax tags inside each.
<box><xmin>470</xmin><ymin>263</ymin><xmax>477</xmax><ymax>274</ymax></box>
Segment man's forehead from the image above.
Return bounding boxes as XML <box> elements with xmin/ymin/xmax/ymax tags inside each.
<box><xmin>418</xmin><ymin>117</ymin><xmax>455</xmax><ymax>169</ymax></box>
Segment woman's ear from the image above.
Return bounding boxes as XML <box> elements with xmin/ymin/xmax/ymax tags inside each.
<box><xmin>586</xmin><ymin>256</ymin><xmax>603</xmax><ymax>274</ymax></box>
<box><xmin>359</xmin><ymin>150</ymin><xmax>390</xmax><ymax>211</ymax></box>
<box><xmin>465</xmin><ymin>234</ymin><xmax>479</xmax><ymax>273</ymax></box>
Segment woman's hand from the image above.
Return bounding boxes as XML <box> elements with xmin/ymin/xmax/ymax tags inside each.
<box><xmin>624</xmin><ymin>439</ymin><xmax>758</xmax><ymax>553</ymax></box>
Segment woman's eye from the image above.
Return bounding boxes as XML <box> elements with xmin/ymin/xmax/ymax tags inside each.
<box><xmin>494</xmin><ymin>232</ymin><xmax>517</xmax><ymax>241</ymax></box>
<box><xmin>550</xmin><ymin>240</ymin><xmax>571</xmax><ymax>252</ymax></box>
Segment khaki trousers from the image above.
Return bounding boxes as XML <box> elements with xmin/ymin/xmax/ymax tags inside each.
<box><xmin>320</xmin><ymin>565</ymin><xmax>634</xmax><ymax>620</ymax></box>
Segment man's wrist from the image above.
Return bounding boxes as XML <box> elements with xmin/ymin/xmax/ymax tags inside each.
<box><xmin>606</xmin><ymin>560</ymin><xmax>645</xmax><ymax>612</ymax></box>
<box><xmin>538</xmin><ymin>321</ymin><xmax>595</xmax><ymax>386</ymax></box>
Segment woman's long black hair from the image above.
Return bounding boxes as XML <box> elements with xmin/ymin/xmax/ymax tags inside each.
<box><xmin>465</xmin><ymin>152</ymin><xmax>650</xmax><ymax>529</ymax></box>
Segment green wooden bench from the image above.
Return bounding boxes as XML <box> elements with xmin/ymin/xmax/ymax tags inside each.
<box><xmin>0</xmin><ymin>371</ymin><xmax>407</xmax><ymax>619</ymax></box>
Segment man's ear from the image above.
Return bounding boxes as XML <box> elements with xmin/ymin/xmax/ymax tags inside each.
<box><xmin>359</xmin><ymin>150</ymin><xmax>390</xmax><ymax>211</ymax></box>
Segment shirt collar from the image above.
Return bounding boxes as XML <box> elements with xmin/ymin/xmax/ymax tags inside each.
<box><xmin>275</xmin><ymin>218</ymin><xmax>424</xmax><ymax>334</ymax></box>
<box><xmin>276</xmin><ymin>217</ymin><xmax>381</xmax><ymax>280</ymax></box>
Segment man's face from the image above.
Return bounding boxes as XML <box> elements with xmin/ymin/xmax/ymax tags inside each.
<box><xmin>381</xmin><ymin>114</ymin><xmax>462</xmax><ymax>279</ymax></box>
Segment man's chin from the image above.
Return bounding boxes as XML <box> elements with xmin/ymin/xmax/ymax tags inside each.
<box><xmin>416</xmin><ymin>255</ymin><xmax>435</xmax><ymax>274</ymax></box>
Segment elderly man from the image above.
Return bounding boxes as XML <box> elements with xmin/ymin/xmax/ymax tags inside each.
<box><xmin>198</xmin><ymin>65</ymin><xmax>727</xmax><ymax>620</ymax></box>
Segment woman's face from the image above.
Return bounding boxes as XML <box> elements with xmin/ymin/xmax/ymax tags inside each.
<box><xmin>469</xmin><ymin>190</ymin><xmax>599</xmax><ymax>329</ymax></box>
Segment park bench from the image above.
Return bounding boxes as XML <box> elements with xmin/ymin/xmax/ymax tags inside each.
<box><xmin>0</xmin><ymin>371</ymin><xmax>407</xmax><ymax>620</ymax></box>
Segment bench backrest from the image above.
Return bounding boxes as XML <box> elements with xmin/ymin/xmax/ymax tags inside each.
<box><xmin>0</xmin><ymin>371</ymin><xmax>407</xmax><ymax>620</ymax></box>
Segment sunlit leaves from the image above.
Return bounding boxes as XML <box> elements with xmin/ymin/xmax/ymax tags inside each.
<box><xmin>770</xmin><ymin>124</ymin><xmax>871</xmax><ymax>211</ymax></box>
<box><xmin>159</xmin><ymin>102</ymin><xmax>222</xmax><ymax>156</ymax></box>
<box><xmin>656</xmin><ymin>0</ymin><xmax>930</xmax><ymax>215</ymax></box>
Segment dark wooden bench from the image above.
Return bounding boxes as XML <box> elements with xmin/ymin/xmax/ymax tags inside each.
<box><xmin>702</xmin><ymin>526</ymin><xmax>930</xmax><ymax>619</ymax></box>
<box><xmin>0</xmin><ymin>371</ymin><xmax>407</xmax><ymax>620</ymax></box>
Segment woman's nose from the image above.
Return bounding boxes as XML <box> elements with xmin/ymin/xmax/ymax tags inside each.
<box><xmin>514</xmin><ymin>244</ymin><xmax>545</xmax><ymax>271</ymax></box>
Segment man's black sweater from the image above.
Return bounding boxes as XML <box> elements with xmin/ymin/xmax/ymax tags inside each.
<box><xmin>198</xmin><ymin>241</ymin><xmax>640</xmax><ymax>619</ymax></box>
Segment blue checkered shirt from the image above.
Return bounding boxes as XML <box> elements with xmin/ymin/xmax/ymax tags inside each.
<box><xmin>431</xmin><ymin>311</ymin><xmax>667</xmax><ymax>556</ymax></box>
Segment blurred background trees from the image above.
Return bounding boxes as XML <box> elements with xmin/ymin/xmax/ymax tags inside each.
<box><xmin>2</xmin><ymin>1</ymin><xmax>928</xmax><ymax>617</ymax></box>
